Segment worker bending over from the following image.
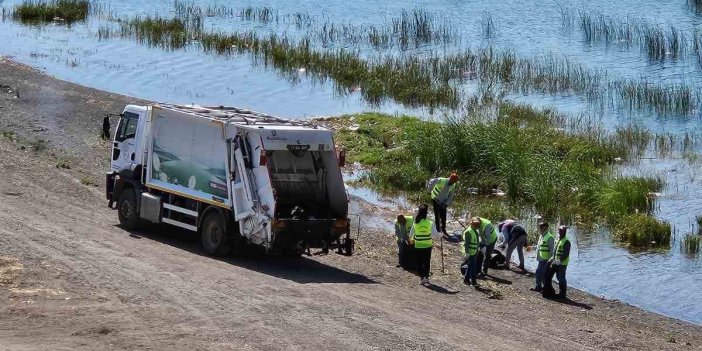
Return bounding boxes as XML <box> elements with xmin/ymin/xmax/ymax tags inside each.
<box><xmin>408</xmin><ymin>204</ymin><xmax>441</xmax><ymax>286</ymax></box>
<box><xmin>474</xmin><ymin>217</ymin><xmax>498</xmax><ymax>277</ymax></box>
<box><xmin>427</xmin><ymin>173</ymin><xmax>458</xmax><ymax>235</ymax></box>
<box><xmin>460</xmin><ymin>217</ymin><xmax>481</xmax><ymax>286</ymax></box>
<box><xmin>544</xmin><ymin>225</ymin><xmax>571</xmax><ymax>299</ymax></box>
<box><xmin>499</xmin><ymin>219</ymin><xmax>527</xmax><ymax>271</ymax></box>
<box><xmin>394</xmin><ymin>214</ymin><xmax>413</xmax><ymax>268</ymax></box>
<box><xmin>531</xmin><ymin>221</ymin><xmax>555</xmax><ymax>292</ymax></box>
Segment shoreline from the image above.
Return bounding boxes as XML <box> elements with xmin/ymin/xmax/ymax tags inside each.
<box><xmin>1</xmin><ymin>56</ymin><xmax>701</xmax><ymax>350</ymax></box>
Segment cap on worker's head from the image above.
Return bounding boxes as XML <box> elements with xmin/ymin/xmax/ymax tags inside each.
<box><xmin>449</xmin><ymin>172</ymin><xmax>459</xmax><ymax>182</ymax></box>
<box><xmin>558</xmin><ymin>225</ymin><xmax>568</xmax><ymax>232</ymax></box>
<box><xmin>470</xmin><ymin>216</ymin><xmax>481</xmax><ymax>225</ymax></box>
<box><xmin>397</xmin><ymin>214</ymin><xmax>405</xmax><ymax>221</ymax></box>
<box><xmin>539</xmin><ymin>221</ymin><xmax>549</xmax><ymax>227</ymax></box>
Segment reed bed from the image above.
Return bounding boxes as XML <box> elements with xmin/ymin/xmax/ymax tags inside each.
<box><xmin>12</xmin><ymin>0</ymin><xmax>90</xmax><ymax>24</ymax></box>
<box><xmin>682</xmin><ymin>234</ymin><xmax>700</xmax><ymax>254</ymax></box>
<box><xmin>613</xmin><ymin>213</ymin><xmax>671</xmax><ymax>248</ymax></box>
<box><xmin>99</xmin><ymin>11</ymin><xmax>699</xmax><ymax>115</ymax></box>
<box><xmin>566</xmin><ymin>9</ymin><xmax>690</xmax><ymax>62</ymax></box>
<box><xmin>324</xmin><ymin>103</ymin><xmax>664</xmax><ymax>227</ymax></box>
<box><xmin>595</xmin><ymin>176</ymin><xmax>662</xmax><ymax>223</ymax></box>
<box><xmin>197</xmin><ymin>31</ymin><xmax>461</xmax><ymax>109</ymax></box>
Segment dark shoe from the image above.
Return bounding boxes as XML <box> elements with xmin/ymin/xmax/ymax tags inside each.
<box><xmin>530</xmin><ymin>287</ymin><xmax>542</xmax><ymax>292</ymax></box>
<box><xmin>556</xmin><ymin>294</ymin><xmax>567</xmax><ymax>300</ymax></box>
<box><xmin>396</xmin><ymin>264</ymin><xmax>401</xmax><ymax>268</ymax></box>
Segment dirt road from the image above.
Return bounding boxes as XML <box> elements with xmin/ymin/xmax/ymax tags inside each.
<box><xmin>0</xmin><ymin>58</ymin><xmax>700</xmax><ymax>350</ymax></box>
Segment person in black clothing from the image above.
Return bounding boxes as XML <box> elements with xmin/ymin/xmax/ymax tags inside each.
<box><xmin>102</xmin><ymin>115</ymin><xmax>111</xmax><ymax>141</ymax></box>
<box><xmin>543</xmin><ymin>225</ymin><xmax>571</xmax><ymax>299</ymax></box>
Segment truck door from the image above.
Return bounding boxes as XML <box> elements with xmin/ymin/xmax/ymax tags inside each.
<box><xmin>229</xmin><ymin>135</ymin><xmax>255</xmax><ymax>220</ymax></box>
<box><xmin>111</xmin><ymin>112</ymin><xmax>140</xmax><ymax>172</ymax></box>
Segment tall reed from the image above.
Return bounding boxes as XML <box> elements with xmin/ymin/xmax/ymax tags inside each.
<box><xmin>566</xmin><ymin>9</ymin><xmax>690</xmax><ymax>62</ymax></box>
<box><xmin>682</xmin><ymin>234</ymin><xmax>700</xmax><ymax>254</ymax></box>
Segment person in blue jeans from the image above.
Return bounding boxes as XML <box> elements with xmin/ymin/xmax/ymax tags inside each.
<box><xmin>531</xmin><ymin>221</ymin><xmax>555</xmax><ymax>292</ymax></box>
<box><xmin>461</xmin><ymin>217</ymin><xmax>481</xmax><ymax>286</ymax></box>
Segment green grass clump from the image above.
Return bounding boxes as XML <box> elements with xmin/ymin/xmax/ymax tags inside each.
<box><xmin>682</xmin><ymin>234</ymin><xmax>700</xmax><ymax>254</ymax></box>
<box><xmin>612</xmin><ymin>213</ymin><xmax>671</xmax><ymax>248</ymax></box>
<box><xmin>12</xmin><ymin>0</ymin><xmax>89</xmax><ymax>24</ymax></box>
<box><xmin>0</xmin><ymin>130</ymin><xmax>16</xmax><ymax>141</ymax></box>
<box><xmin>595</xmin><ymin>177</ymin><xmax>662</xmax><ymax>223</ymax></box>
<box><xmin>55</xmin><ymin>158</ymin><xmax>70</xmax><ymax>169</ymax></box>
<box><xmin>80</xmin><ymin>177</ymin><xmax>97</xmax><ymax>187</ymax></box>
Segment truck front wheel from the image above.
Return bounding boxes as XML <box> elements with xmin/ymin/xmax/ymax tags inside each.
<box><xmin>201</xmin><ymin>212</ymin><xmax>232</xmax><ymax>256</ymax></box>
<box><xmin>117</xmin><ymin>188</ymin><xmax>140</xmax><ymax>230</ymax></box>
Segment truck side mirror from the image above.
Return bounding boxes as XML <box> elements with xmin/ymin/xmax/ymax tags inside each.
<box><xmin>337</xmin><ymin>148</ymin><xmax>346</xmax><ymax>167</ymax></box>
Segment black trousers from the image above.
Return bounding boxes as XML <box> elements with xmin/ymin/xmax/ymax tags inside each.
<box><xmin>432</xmin><ymin>200</ymin><xmax>447</xmax><ymax>233</ymax></box>
<box><xmin>415</xmin><ymin>247</ymin><xmax>432</xmax><ymax>279</ymax></box>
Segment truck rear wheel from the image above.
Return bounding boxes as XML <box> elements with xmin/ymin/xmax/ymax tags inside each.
<box><xmin>117</xmin><ymin>188</ymin><xmax>140</xmax><ymax>230</ymax></box>
<box><xmin>201</xmin><ymin>212</ymin><xmax>232</xmax><ymax>256</ymax></box>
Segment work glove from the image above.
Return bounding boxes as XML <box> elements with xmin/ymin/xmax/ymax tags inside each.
<box><xmin>553</xmin><ymin>259</ymin><xmax>561</xmax><ymax>266</ymax></box>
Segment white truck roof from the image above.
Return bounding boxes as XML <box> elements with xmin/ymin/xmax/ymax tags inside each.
<box><xmin>155</xmin><ymin>104</ymin><xmax>328</xmax><ymax>131</ymax></box>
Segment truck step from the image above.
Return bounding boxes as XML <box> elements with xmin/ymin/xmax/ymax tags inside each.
<box><xmin>163</xmin><ymin>203</ymin><xmax>198</xmax><ymax>217</ymax></box>
<box><xmin>162</xmin><ymin>218</ymin><xmax>198</xmax><ymax>232</ymax></box>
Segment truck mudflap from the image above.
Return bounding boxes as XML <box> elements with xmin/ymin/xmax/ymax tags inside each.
<box><xmin>272</xmin><ymin>218</ymin><xmax>353</xmax><ymax>256</ymax></box>
<box><xmin>105</xmin><ymin>172</ymin><xmax>116</xmax><ymax>203</ymax></box>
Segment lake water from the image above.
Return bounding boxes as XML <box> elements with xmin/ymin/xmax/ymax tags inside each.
<box><xmin>1</xmin><ymin>0</ymin><xmax>701</xmax><ymax>324</ymax></box>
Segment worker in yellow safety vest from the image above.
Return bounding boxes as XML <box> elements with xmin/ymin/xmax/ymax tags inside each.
<box><xmin>543</xmin><ymin>225</ymin><xmax>572</xmax><ymax>299</ymax></box>
<box><xmin>530</xmin><ymin>221</ymin><xmax>555</xmax><ymax>292</ymax></box>
<box><xmin>475</xmin><ymin>217</ymin><xmax>498</xmax><ymax>277</ymax></box>
<box><xmin>394</xmin><ymin>214</ymin><xmax>413</xmax><ymax>268</ymax></box>
<box><xmin>427</xmin><ymin>173</ymin><xmax>458</xmax><ymax>235</ymax></box>
<box><xmin>460</xmin><ymin>217</ymin><xmax>480</xmax><ymax>286</ymax></box>
<box><xmin>408</xmin><ymin>204</ymin><xmax>441</xmax><ymax>286</ymax></box>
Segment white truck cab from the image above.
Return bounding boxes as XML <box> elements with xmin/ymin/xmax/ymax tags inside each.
<box><xmin>106</xmin><ymin>104</ymin><xmax>352</xmax><ymax>256</ymax></box>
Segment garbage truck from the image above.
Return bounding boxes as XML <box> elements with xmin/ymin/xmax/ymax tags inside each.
<box><xmin>105</xmin><ymin>103</ymin><xmax>353</xmax><ymax>256</ymax></box>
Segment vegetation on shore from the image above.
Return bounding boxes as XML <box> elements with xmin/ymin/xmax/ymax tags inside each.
<box><xmin>320</xmin><ymin>103</ymin><xmax>671</xmax><ymax>248</ymax></box>
<box><xmin>11</xmin><ymin>0</ymin><xmax>90</xmax><ymax>24</ymax></box>
<box><xmin>613</xmin><ymin>214</ymin><xmax>671</xmax><ymax>248</ymax></box>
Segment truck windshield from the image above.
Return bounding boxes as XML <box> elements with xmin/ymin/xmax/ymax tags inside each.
<box><xmin>116</xmin><ymin>112</ymin><xmax>139</xmax><ymax>142</ymax></box>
